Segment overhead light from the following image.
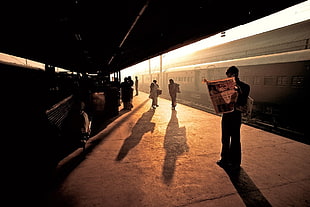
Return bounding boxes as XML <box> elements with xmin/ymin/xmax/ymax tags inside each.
<box><xmin>74</xmin><ymin>33</ymin><xmax>82</xmax><ymax>41</ymax></box>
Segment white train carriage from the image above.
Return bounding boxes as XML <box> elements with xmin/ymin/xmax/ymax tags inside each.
<box><xmin>125</xmin><ymin>19</ymin><xmax>310</xmax><ymax>137</ymax></box>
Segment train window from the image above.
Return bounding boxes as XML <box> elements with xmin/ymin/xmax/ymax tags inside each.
<box><xmin>254</xmin><ymin>76</ymin><xmax>261</xmax><ymax>85</ymax></box>
<box><xmin>246</xmin><ymin>76</ymin><xmax>253</xmax><ymax>85</ymax></box>
<box><xmin>264</xmin><ymin>76</ymin><xmax>273</xmax><ymax>86</ymax></box>
<box><xmin>277</xmin><ymin>76</ymin><xmax>289</xmax><ymax>86</ymax></box>
<box><xmin>291</xmin><ymin>76</ymin><xmax>304</xmax><ymax>88</ymax></box>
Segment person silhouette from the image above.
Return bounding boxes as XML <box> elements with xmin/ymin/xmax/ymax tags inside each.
<box><xmin>216</xmin><ymin>66</ymin><xmax>250</xmax><ymax>171</ymax></box>
<box><xmin>149</xmin><ymin>80</ymin><xmax>159</xmax><ymax>109</ymax></box>
<box><xmin>168</xmin><ymin>79</ymin><xmax>180</xmax><ymax>110</ymax></box>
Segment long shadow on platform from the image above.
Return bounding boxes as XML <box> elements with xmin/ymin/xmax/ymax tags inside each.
<box><xmin>162</xmin><ymin>110</ymin><xmax>189</xmax><ymax>185</ymax></box>
<box><xmin>224</xmin><ymin>167</ymin><xmax>272</xmax><ymax>207</ymax></box>
<box><xmin>45</xmin><ymin>99</ymin><xmax>150</xmax><ymax>200</ymax></box>
<box><xmin>115</xmin><ymin>108</ymin><xmax>155</xmax><ymax>161</ymax></box>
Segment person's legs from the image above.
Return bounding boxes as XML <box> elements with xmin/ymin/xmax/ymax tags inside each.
<box><xmin>230</xmin><ymin>135</ymin><xmax>241</xmax><ymax>166</ymax></box>
<box><xmin>135</xmin><ymin>87</ymin><xmax>138</xmax><ymax>95</ymax></box>
<box><xmin>154</xmin><ymin>97</ymin><xmax>158</xmax><ymax>106</ymax></box>
<box><xmin>230</xmin><ymin>114</ymin><xmax>242</xmax><ymax>166</ymax></box>
<box><xmin>152</xmin><ymin>97</ymin><xmax>157</xmax><ymax>108</ymax></box>
<box><xmin>171</xmin><ymin>95</ymin><xmax>176</xmax><ymax>109</ymax></box>
<box><xmin>218</xmin><ymin>117</ymin><xmax>231</xmax><ymax>165</ymax></box>
<box><xmin>172</xmin><ymin>95</ymin><xmax>177</xmax><ymax>107</ymax></box>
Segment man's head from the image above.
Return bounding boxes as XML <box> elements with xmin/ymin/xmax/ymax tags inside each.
<box><xmin>226</xmin><ymin>66</ymin><xmax>239</xmax><ymax>78</ymax></box>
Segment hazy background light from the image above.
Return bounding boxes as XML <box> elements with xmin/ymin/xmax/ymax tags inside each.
<box><xmin>165</xmin><ymin>0</ymin><xmax>310</xmax><ymax>59</ymax></box>
<box><xmin>121</xmin><ymin>0</ymin><xmax>310</xmax><ymax>78</ymax></box>
<box><xmin>0</xmin><ymin>52</ymin><xmax>45</xmax><ymax>70</ymax></box>
<box><xmin>0</xmin><ymin>52</ymin><xmax>70</xmax><ymax>72</ymax></box>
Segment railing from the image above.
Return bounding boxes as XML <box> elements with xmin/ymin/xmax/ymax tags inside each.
<box><xmin>46</xmin><ymin>95</ymin><xmax>74</xmax><ymax>131</ymax></box>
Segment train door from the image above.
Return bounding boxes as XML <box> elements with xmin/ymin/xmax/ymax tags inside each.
<box><xmin>194</xmin><ymin>67</ymin><xmax>201</xmax><ymax>92</ymax></box>
<box><xmin>199</xmin><ymin>68</ymin><xmax>213</xmax><ymax>107</ymax></box>
<box><xmin>162</xmin><ymin>72</ymin><xmax>168</xmax><ymax>94</ymax></box>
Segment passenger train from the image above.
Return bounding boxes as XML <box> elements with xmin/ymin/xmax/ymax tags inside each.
<box><xmin>128</xmin><ymin>19</ymin><xmax>310</xmax><ymax>141</ymax></box>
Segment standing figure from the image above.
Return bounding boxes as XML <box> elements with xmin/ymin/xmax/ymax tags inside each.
<box><xmin>168</xmin><ymin>79</ymin><xmax>180</xmax><ymax>110</ymax></box>
<box><xmin>134</xmin><ymin>76</ymin><xmax>139</xmax><ymax>96</ymax></box>
<box><xmin>216</xmin><ymin>66</ymin><xmax>250</xmax><ymax>170</ymax></box>
<box><xmin>149</xmin><ymin>80</ymin><xmax>159</xmax><ymax>109</ymax></box>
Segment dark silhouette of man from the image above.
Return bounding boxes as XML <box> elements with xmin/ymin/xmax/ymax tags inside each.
<box><xmin>135</xmin><ymin>76</ymin><xmax>139</xmax><ymax>96</ymax></box>
<box><xmin>168</xmin><ymin>79</ymin><xmax>179</xmax><ymax>110</ymax></box>
<box><xmin>217</xmin><ymin>66</ymin><xmax>250</xmax><ymax>170</ymax></box>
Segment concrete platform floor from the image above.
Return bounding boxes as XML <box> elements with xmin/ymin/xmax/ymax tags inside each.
<box><xmin>40</xmin><ymin>92</ymin><xmax>310</xmax><ymax>207</ymax></box>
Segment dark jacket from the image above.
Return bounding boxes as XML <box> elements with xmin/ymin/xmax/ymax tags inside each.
<box><xmin>235</xmin><ymin>78</ymin><xmax>250</xmax><ymax>109</ymax></box>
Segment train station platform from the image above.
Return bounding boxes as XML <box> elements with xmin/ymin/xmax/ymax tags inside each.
<box><xmin>40</xmin><ymin>92</ymin><xmax>310</xmax><ymax>207</ymax></box>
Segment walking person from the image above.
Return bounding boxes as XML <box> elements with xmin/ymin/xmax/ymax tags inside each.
<box><xmin>216</xmin><ymin>66</ymin><xmax>250</xmax><ymax>170</ymax></box>
<box><xmin>149</xmin><ymin>80</ymin><xmax>159</xmax><ymax>109</ymax></box>
<box><xmin>134</xmin><ymin>76</ymin><xmax>139</xmax><ymax>96</ymax></box>
<box><xmin>168</xmin><ymin>79</ymin><xmax>180</xmax><ymax>110</ymax></box>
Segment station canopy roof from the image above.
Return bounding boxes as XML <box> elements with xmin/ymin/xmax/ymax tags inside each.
<box><xmin>1</xmin><ymin>0</ymin><xmax>305</xmax><ymax>74</ymax></box>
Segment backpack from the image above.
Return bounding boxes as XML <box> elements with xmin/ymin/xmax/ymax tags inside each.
<box><xmin>176</xmin><ymin>84</ymin><xmax>181</xmax><ymax>93</ymax></box>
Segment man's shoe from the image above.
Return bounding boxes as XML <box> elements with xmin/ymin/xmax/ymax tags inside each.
<box><xmin>216</xmin><ymin>160</ymin><xmax>229</xmax><ymax>168</ymax></box>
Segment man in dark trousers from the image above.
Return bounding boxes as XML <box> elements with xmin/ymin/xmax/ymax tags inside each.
<box><xmin>135</xmin><ymin>76</ymin><xmax>139</xmax><ymax>96</ymax></box>
<box><xmin>168</xmin><ymin>79</ymin><xmax>180</xmax><ymax>110</ymax></box>
<box><xmin>217</xmin><ymin>66</ymin><xmax>250</xmax><ymax>170</ymax></box>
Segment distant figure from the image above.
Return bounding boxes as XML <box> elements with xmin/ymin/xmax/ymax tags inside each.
<box><xmin>216</xmin><ymin>66</ymin><xmax>250</xmax><ymax>171</ymax></box>
<box><xmin>149</xmin><ymin>80</ymin><xmax>159</xmax><ymax>109</ymax></box>
<box><xmin>168</xmin><ymin>79</ymin><xmax>180</xmax><ymax>110</ymax></box>
<box><xmin>134</xmin><ymin>76</ymin><xmax>139</xmax><ymax>96</ymax></box>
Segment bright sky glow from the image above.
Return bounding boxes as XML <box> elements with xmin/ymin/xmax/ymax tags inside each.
<box><xmin>166</xmin><ymin>0</ymin><xmax>310</xmax><ymax>58</ymax></box>
<box><xmin>121</xmin><ymin>0</ymin><xmax>310</xmax><ymax>77</ymax></box>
